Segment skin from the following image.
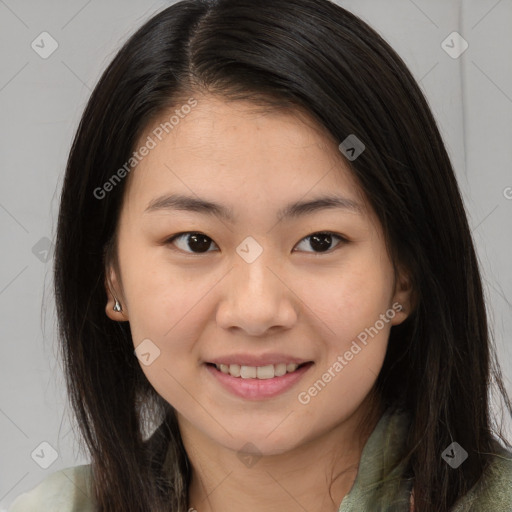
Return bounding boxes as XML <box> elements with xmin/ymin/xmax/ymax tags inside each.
<box><xmin>105</xmin><ymin>94</ymin><xmax>413</xmax><ymax>512</ymax></box>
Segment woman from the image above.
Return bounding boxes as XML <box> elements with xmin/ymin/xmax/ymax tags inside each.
<box><xmin>8</xmin><ymin>0</ymin><xmax>512</xmax><ymax>510</ymax></box>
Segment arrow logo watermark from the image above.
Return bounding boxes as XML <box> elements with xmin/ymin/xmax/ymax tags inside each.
<box><xmin>237</xmin><ymin>442</ymin><xmax>262</xmax><ymax>468</ymax></box>
<box><xmin>236</xmin><ymin>236</ymin><xmax>263</xmax><ymax>264</ymax></box>
<box><xmin>31</xmin><ymin>236</ymin><xmax>55</xmax><ymax>263</ymax></box>
<box><xmin>31</xmin><ymin>441</ymin><xmax>59</xmax><ymax>469</ymax></box>
<box><xmin>441</xmin><ymin>31</ymin><xmax>469</xmax><ymax>59</ymax></box>
<box><xmin>134</xmin><ymin>338</ymin><xmax>161</xmax><ymax>366</ymax></box>
<box><xmin>31</xmin><ymin>31</ymin><xmax>59</xmax><ymax>59</ymax></box>
<box><xmin>441</xmin><ymin>441</ymin><xmax>468</xmax><ymax>468</ymax></box>
<box><xmin>338</xmin><ymin>134</ymin><xmax>365</xmax><ymax>161</ymax></box>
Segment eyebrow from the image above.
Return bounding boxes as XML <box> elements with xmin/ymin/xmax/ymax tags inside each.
<box><xmin>144</xmin><ymin>193</ymin><xmax>364</xmax><ymax>223</ymax></box>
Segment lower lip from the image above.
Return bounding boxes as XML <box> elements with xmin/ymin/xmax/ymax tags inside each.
<box><xmin>205</xmin><ymin>362</ymin><xmax>313</xmax><ymax>400</ymax></box>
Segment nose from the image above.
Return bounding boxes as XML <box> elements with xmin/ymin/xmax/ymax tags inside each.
<box><xmin>215</xmin><ymin>250</ymin><xmax>298</xmax><ymax>336</ymax></box>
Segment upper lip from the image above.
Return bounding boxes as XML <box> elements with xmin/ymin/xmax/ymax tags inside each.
<box><xmin>206</xmin><ymin>354</ymin><xmax>312</xmax><ymax>367</ymax></box>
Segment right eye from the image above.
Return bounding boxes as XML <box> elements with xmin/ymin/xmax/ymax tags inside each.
<box><xmin>165</xmin><ymin>232</ymin><xmax>219</xmax><ymax>254</ymax></box>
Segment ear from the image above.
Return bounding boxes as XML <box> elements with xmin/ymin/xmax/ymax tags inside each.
<box><xmin>104</xmin><ymin>267</ymin><xmax>128</xmax><ymax>322</ymax></box>
<box><xmin>389</xmin><ymin>265</ymin><xmax>415</xmax><ymax>326</ymax></box>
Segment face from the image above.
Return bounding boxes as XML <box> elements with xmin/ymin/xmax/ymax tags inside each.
<box><xmin>105</xmin><ymin>94</ymin><xmax>412</xmax><ymax>456</ymax></box>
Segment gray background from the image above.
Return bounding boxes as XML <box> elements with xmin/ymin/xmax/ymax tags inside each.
<box><xmin>1</xmin><ymin>0</ymin><xmax>511</xmax><ymax>508</ymax></box>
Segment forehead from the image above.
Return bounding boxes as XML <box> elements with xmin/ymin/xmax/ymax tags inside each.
<box><xmin>122</xmin><ymin>94</ymin><xmax>368</xmax><ymax>216</ymax></box>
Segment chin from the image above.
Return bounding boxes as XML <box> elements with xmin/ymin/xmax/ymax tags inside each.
<box><xmin>218</xmin><ymin>429</ymin><xmax>303</xmax><ymax>457</ymax></box>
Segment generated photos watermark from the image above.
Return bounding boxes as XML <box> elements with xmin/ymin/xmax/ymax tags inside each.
<box><xmin>297</xmin><ymin>301</ymin><xmax>403</xmax><ymax>405</ymax></box>
<box><xmin>93</xmin><ymin>97</ymin><xmax>198</xmax><ymax>200</ymax></box>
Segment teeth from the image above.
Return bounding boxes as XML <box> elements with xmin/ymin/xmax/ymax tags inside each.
<box><xmin>256</xmin><ymin>365</ymin><xmax>274</xmax><ymax>379</ymax></box>
<box><xmin>229</xmin><ymin>364</ymin><xmax>241</xmax><ymax>377</ymax></box>
<box><xmin>240</xmin><ymin>365</ymin><xmax>257</xmax><ymax>379</ymax></box>
<box><xmin>274</xmin><ymin>363</ymin><xmax>287</xmax><ymax>377</ymax></box>
<box><xmin>214</xmin><ymin>362</ymin><xmax>301</xmax><ymax>379</ymax></box>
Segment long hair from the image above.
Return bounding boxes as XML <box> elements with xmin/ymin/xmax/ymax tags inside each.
<box><xmin>53</xmin><ymin>0</ymin><xmax>512</xmax><ymax>510</ymax></box>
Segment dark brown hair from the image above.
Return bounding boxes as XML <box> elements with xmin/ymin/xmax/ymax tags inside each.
<box><xmin>54</xmin><ymin>0</ymin><xmax>512</xmax><ymax>510</ymax></box>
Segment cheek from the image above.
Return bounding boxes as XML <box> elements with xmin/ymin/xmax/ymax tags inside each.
<box><xmin>300</xmin><ymin>251</ymin><xmax>394</xmax><ymax>416</ymax></box>
<box><xmin>308</xmin><ymin>258</ymin><xmax>394</xmax><ymax>343</ymax></box>
<box><xmin>118</xmin><ymin>241</ymin><xmax>200</xmax><ymax>335</ymax></box>
<box><xmin>297</xmin><ymin>341</ymin><xmax>387</xmax><ymax>435</ymax></box>
<box><xmin>120</xmin><ymin>247</ymin><xmax>226</xmax><ymax>401</ymax></box>
<box><xmin>120</xmin><ymin>249</ymin><xmax>211</xmax><ymax>408</ymax></box>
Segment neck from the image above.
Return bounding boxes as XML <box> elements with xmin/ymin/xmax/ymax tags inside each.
<box><xmin>180</xmin><ymin>399</ymin><xmax>383</xmax><ymax>512</ymax></box>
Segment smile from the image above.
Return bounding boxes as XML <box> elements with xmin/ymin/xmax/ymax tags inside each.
<box><xmin>204</xmin><ymin>361</ymin><xmax>314</xmax><ymax>400</ymax></box>
<box><xmin>211</xmin><ymin>362</ymin><xmax>307</xmax><ymax>379</ymax></box>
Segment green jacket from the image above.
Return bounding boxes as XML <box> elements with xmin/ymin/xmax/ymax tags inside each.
<box><xmin>7</xmin><ymin>408</ymin><xmax>512</xmax><ymax>511</ymax></box>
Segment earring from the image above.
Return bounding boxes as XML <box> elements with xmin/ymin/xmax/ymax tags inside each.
<box><xmin>113</xmin><ymin>297</ymin><xmax>122</xmax><ymax>312</ymax></box>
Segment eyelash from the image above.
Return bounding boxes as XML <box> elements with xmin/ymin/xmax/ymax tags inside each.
<box><xmin>164</xmin><ymin>231</ymin><xmax>348</xmax><ymax>255</ymax></box>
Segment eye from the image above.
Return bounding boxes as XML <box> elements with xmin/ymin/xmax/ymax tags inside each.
<box><xmin>166</xmin><ymin>232</ymin><xmax>218</xmax><ymax>254</ymax></box>
<box><xmin>294</xmin><ymin>232</ymin><xmax>347</xmax><ymax>253</ymax></box>
<box><xmin>165</xmin><ymin>231</ymin><xmax>347</xmax><ymax>255</ymax></box>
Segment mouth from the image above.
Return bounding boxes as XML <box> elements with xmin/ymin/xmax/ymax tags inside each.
<box><xmin>206</xmin><ymin>361</ymin><xmax>313</xmax><ymax>379</ymax></box>
<box><xmin>204</xmin><ymin>360</ymin><xmax>314</xmax><ymax>400</ymax></box>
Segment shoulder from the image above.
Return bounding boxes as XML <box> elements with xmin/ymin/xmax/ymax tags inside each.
<box><xmin>7</xmin><ymin>464</ymin><xmax>94</xmax><ymax>512</ymax></box>
<box><xmin>452</xmin><ymin>442</ymin><xmax>512</xmax><ymax>511</ymax></box>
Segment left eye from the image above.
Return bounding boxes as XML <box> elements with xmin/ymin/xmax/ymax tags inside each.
<box><xmin>294</xmin><ymin>232</ymin><xmax>347</xmax><ymax>253</ymax></box>
<box><xmin>165</xmin><ymin>231</ymin><xmax>347</xmax><ymax>254</ymax></box>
